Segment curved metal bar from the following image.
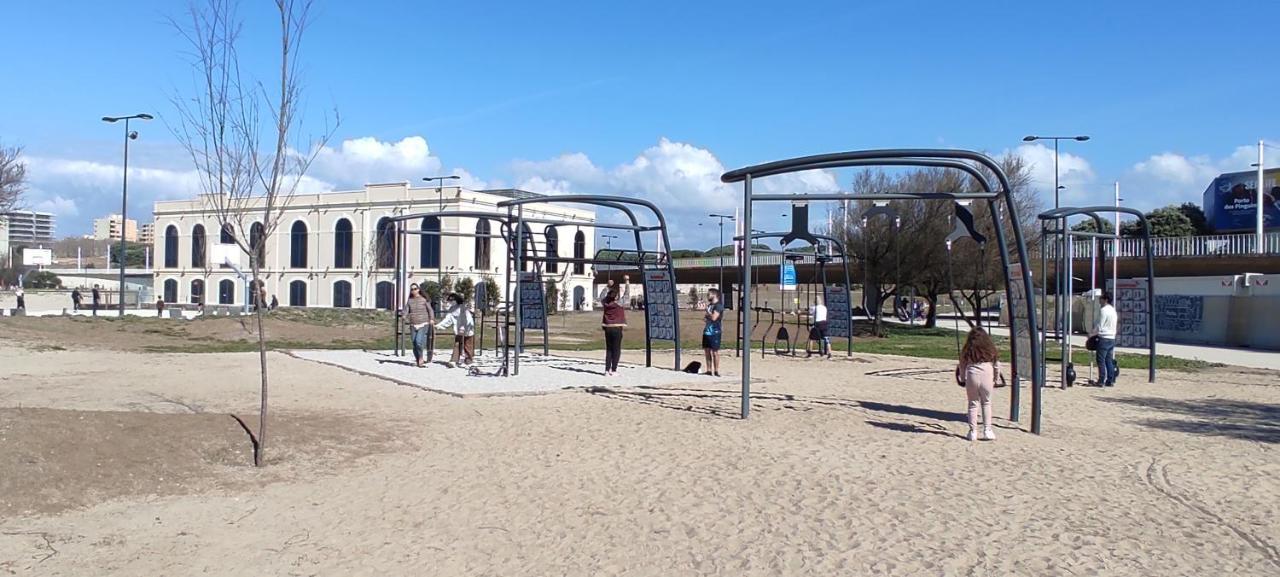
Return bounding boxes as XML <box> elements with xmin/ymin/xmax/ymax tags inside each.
<box><xmin>744</xmin><ymin>231</ymin><xmax>854</xmax><ymax>356</ymax></box>
<box><xmin>730</xmin><ymin>158</ymin><xmax>996</xmax><ymax>193</ymax></box>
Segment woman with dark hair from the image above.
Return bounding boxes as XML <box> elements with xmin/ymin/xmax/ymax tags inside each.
<box><xmin>956</xmin><ymin>328</ymin><xmax>1000</xmax><ymax>442</ymax></box>
<box><xmin>600</xmin><ymin>278</ymin><xmax>629</xmax><ymax>376</ymax></box>
<box><xmin>405</xmin><ymin>284</ymin><xmax>433</xmax><ymax>368</ymax></box>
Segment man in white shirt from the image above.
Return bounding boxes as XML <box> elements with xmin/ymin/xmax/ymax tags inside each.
<box><xmin>807</xmin><ymin>298</ymin><xmax>830</xmax><ymax>358</ymax></box>
<box><xmin>1090</xmin><ymin>292</ymin><xmax>1119</xmax><ymax>387</ymax></box>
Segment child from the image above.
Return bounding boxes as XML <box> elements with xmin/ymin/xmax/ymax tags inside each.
<box><xmin>956</xmin><ymin>328</ymin><xmax>999</xmax><ymax>442</ymax></box>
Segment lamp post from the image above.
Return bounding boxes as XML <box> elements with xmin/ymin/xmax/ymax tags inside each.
<box><xmin>601</xmin><ymin>234</ymin><xmax>618</xmax><ymax>282</ymax></box>
<box><xmin>1256</xmin><ymin>140</ymin><xmax>1265</xmax><ymax>255</ymax></box>
<box><xmin>709</xmin><ymin>213</ymin><xmax>735</xmax><ymax>291</ymax></box>
<box><xmin>422</xmin><ymin>175</ymin><xmax>460</xmax><ymax>293</ymax></box>
<box><xmin>1113</xmin><ymin>182</ymin><xmax>1122</xmax><ymax>295</ymax></box>
<box><xmin>1023</xmin><ymin>135</ymin><xmax>1090</xmax><ymax>210</ymax></box>
<box><xmin>103</xmin><ymin>113</ymin><xmax>153</xmax><ymax>316</ymax></box>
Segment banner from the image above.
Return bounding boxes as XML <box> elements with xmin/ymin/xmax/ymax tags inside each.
<box><xmin>824</xmin><ymin>285</ymin><xmax>851</xmax><ymax>338</ymax></box>
<box><xmin>1202</xmin><ymin>168</ymin><xmax>1280</xmax><ymax>232</ymax></box>
<box><xmin>1006</xmin><ymin>262</ymin><xmax>1033</xmax><ymax>384</ymax></box>
<box><xmin>1110</xmin><ymin>278</ymin><xmax>1150</xmax><ymax>349</ymax></box>
<box><xmin>642</xmin><ymin>270</ymin><xmax>678</xmax><ymax>341</ymax></box>
<box><xmin>780</xmin><ymin>260</ymin><xmax>797</xmax><ymax>291</ymax></box>
<box><xmin>518</xmin><ymin>272</ymin><xmax>546</xmax><ymax>330</ymax></box>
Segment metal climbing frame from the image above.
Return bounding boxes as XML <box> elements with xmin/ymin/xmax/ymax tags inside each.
<box><xmin>497</xmin><ymin>195</ymin><xmax>683</xmax><ymax>374</ymax></box>
<box><xmin>722</xmin><ymin>149</ymin><xmax>1045</xmax><ymax>433</ymax></box>
<box><xmin>1037</xmin><ymin>206</ymin><xmax>1157</xmax><ymax>386</ymax></box>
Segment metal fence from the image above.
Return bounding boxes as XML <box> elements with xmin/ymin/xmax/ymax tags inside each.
<box><xmin>671</xmin><ymin>253</ymin><xmax>841</xmax><ymax>269</ymax></box>
<box><xmin>1048</xmin><ymin>232</ymin><xmax>1280</xmax><ymax>259</ymax></box>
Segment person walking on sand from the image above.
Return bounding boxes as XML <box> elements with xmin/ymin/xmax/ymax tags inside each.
<box><xmin>405</xmin><ymin>284</ymin><xmax>434</xmax><ymax>367</ymax></box>
<box><xmin>702</xmin><ymin>288</ymin><xmax>724</xmax><ymax>376</ymax></box>
<box><xmin>1090</xmin><ymin>291</ymin><xmax>1119</xmax><ymax>387</ymax></box>
<box><xmin>436</xmin><ymin>292</ymin><xmax>476</xmax><ymax>368</ymax></box>
<box><xmin>15</xmin><ymin>287</ymin><xmax>25</xmax><ymax>311</ymax></box>
<box><xmin>71</xmin><ymin>288</ymin><xmax>82</xmax><ymax>312</ymax></box>
<box><xmin>600</xmin><ymin>277</ymin><xmax>629</xmax><ymax>376</ymax></box>
<box><xmin>91</xmin><ymin>285</ymin><xmax>101</xmax><ymax>316</ymax></box>
<box><xmin>957</xmin><ymin>328</ymin><xmax>1000</xmax><ymax>442</ymax></box>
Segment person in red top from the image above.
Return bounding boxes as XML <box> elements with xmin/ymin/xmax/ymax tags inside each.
<box><xmin>600</xmin><ymin>276</ymin><xmax>630</xmax><ymax>376</ymax></box>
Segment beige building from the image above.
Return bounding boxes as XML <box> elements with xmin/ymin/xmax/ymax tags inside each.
<box><xmin>138</xmin><ymin>222</ymin><xmax>155</xmax><ymax>245</ymax></box>
<box><xmin>151</xmin><ymin>183</ymin><xmax>597</xmax><ymax>310</ymax></box>
<box><xmin>93</xmin><ymin>214</ymin><xmax>138</xmax><ymax>242</ymax></box>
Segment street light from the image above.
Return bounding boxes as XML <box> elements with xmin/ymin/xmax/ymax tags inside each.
<box><xmin>102</xmin><ymin>113</ymin><xmax>153</xmax><ymax>316</ymax></box>
<box><xmin>601</xmin><ymin>234</ymin><xmax>618</xmax><ymax>282</ymax></box>
<box><xmin>1022</xmin><ymin>135</ymin><xmax>1090</xmax><ymax>210</ymax></box>
<box><xmin>708</xmin><ymin>213</ymin><xmax>735</xmax><ymax>292</ymax></box>
<box><xmin>422</xmin><ymin>175</ymin><xmax>460</xmax><ymax>293</ymax></box>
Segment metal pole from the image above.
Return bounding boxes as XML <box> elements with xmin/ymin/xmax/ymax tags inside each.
<box><xmin>118</xmin><ymin>118</ymin><xmax>130</xmax><ymax>315</ymax></box>
<box><xmin>719</xmin><ymin>218</ymin><xmax>724</xmax><ymax>291</ymax></box>
<box><xmin>1113</xmin><ymin>182</ymin><xmax>1121</xmax><ymax>294</ymax></box>
<box><xmin>1061</xmin><ymin>217</ymin><xmax>1071</xmax><ymax>389</ymax></box>
<box><xmin>740</xmin><ymin>175</ymin><xmax>753</xmax><ymax>419</ymax></box>
<box><xmin>1259</xmin><ymin>140</ymin><xmax>1266</xmax><ymax>255</ymax></box>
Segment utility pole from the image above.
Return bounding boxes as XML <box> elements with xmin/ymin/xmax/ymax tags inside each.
<box><xmin>1258</xmin><ymin>140</ymin><xmax>1265</xmax><ymax>255</ymax></box>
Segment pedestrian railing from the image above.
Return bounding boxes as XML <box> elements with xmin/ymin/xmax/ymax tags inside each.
<box><xmin>1047</xmin><ymin>232</ymin><xmax>1280</xmax><ymax>259</ymax></box>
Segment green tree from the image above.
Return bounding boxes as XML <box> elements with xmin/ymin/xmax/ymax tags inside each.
<box><xmin>1071</xmin><ymin>219</ymin><xmax>1116</xmax><ymax>234</ymax></box>
<box><xmin>670</xmin><ymin>249</ymin><xmax>704</xmax><ymax>258</ymax></box>
<box><xmin>455</xmin><ymin>277</ymin><xmax>475</xmax><ymax>305</ymax></box>
<box><xmin>1177</xmin><ymin>202</ymin><xmax>1212</xmax><ymax>235</ymax></box>
<box><xmin>544</xmin><ymin>278</ymin><xmax>558</xmax><ymax>315</ymax></box>
<box><xmin>1122</xmin><ymin>206</ymin><xmax>1196</xmax><ymax>238</ymax></box>
<box><xmin>108</xmin><ymin>241</ymin><xmax>147</xmax><ymax>267</ymax></box>
<box><xmin>26</xmin><ymin>271</ymin><xmax>62</xmax><ymax>289</ymax></box>
<box><xmin>479</xmin><ymin>276</ymin><xmax>500</xmax><ymax>312</ymax></box>
<box><xmin>686</xmin><ymin>285</ymin><xmax>699</xmax><ymax>307</ymax></box>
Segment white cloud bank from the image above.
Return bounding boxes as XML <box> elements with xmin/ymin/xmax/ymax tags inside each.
<box><xmin>1125</xmin><ymin>142</ymin><xmax>1279</xmax><ymax>209</ymax></box>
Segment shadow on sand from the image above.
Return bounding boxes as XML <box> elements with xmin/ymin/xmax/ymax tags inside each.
<box><xmin>1099</xmin><ymin>396</ymin><xmax>1280</xmax><ymax>444</ymax></box>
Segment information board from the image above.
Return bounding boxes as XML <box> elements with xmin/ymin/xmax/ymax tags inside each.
<box><xmin>1111</xmin><ymin>278</ymin><xmax>1150</xmax><ymax>348</ymax></box>
<box><xmin>1006</xmin><ymin>262</ymin><xmax>1033</xmax><ymax>383</ymax></box>
<box><xmin>642</xmin><ymin>270</ymin><xmax>678</xmax><ymax>341</ymax></box>
<box><xmin>1153</xmin><ymin>295</ymin><xmax>1203</xmax><ymax>333</ymax></box>
<box><xmin>780</xmin><ymin>261</ymin><xmax>797</xmax><ymax>291</ymax></box>
<box><xmin>824</xmin><ymin>285</ymin><xmax>851</xmax><ymax>338</ymax></box>
<box><xmin>518</xmin><ymin>272</ymin><xmax>546</xmax><ymax>330</ymax></box>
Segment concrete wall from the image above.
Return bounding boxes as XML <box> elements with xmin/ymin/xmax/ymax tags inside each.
<box><xmin>1114</xmin><ymin>274</ymin><xmax>1280</xmax><ymax>351</ymax></box>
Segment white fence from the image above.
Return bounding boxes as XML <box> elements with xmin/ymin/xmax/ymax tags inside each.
<box><xmin>1049</xmin><ymin>232</ymin><xmax>1280</xmax><ymax>259</ymax></box>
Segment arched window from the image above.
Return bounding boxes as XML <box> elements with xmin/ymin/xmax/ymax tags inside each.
<box><xmin>163</xmin><ymin>279</ymin><xmax>178</xmax><ymax>303</ymax></box>
<box><xmin>220</xmin><ymin>223</ymin><xmax>235</xmax><ymax>244</ymax></box>
<box><xmin>191</xmin><ymin>224</ymin><xmax>206</xmax><ymax>268</ymax></box>
<box><xmin>332</xmin><ymin>280</ymin><xmax>352</xmax><ymax>308</ymax></box>
<box><xmin>164</xmin><ymin>225</ymin><xmax>179</xmax><ymax>268</ymax></box>
<box><xmin>375</xmin><ymin>281</ymin><xmax>394</xmax><ymax>310</ymax></box>
<box><xmin>289</xmin><ymin>221</ymin><xmax>308</xmax><ymax>268</ymax></box>
<box><xmin>334</xmin><ymin>218</ymin><xmax>353</xmax><ymax>268</ymax></box>
<box><xmin>519</xmin><ymin>223</ymin><xmax>534</xmax><ymax>272</ymax></box>
<box><xmin>375</xmin><ymin>217</ymin><xmax>395</xmax><ymax>269</ymax></box>
<box><xmin>288</xmin><ymin>280</ymin><xmax>307</xmax><ymax>307</ymax></box>
<box><xmin>474</xmin><ymin>219</ymin><xmax>491</xmax><ymax>270</ymax></box>
<box><xmin>420</xmin><ymin>216</ymin><xmax>440</xmax><ymax>269</ymax></box>
<box><xmin>573</xmin><ymin>230</ymin><xmax>586</xmax><ymax>274</ymax></box>
<box><xmin>190</xmin><ymin>279</ymin><xmax>204</xmax><ymax>305</ymax></box>
<box><xmin>218</xmin><ymin>279</ymin><xmax>235</xmax><ymax>304</ymax></box>
<box><xmin>545</xmin><ymin>226</ymin><xmax>559</xmax><ymax>274</ymax></box>
<box><xmin>249</xmin><ymin>222</ymin><xmax>265</xmax><ymax>266</ymax></box>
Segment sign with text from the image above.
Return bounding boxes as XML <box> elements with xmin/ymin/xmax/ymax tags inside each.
<box><xmin>780</xmin><ymin>260</ymin><xmax>797</xmax><ymax>291</ymax></box>
<box><xmin>1006</xmin><ymin>262</ymin><xmax>1033</xmax><ymax>384</ymax></box>
<box><xmin>1109</xmin><ymin>278</ymin><xmax>1150</xmax><ymax>349</ymax></box>
<box><xmin>642</xmin><ymin>270</ymin><xmax>678</xmax><ymax>341</ymax></box>
<box><xmin>518</xmin><ymin>272</ymin><xmax>546</xmax><ymax>330</ymax></box>
<box><xmin>1202</xmin><ymin>168</ymin><xmax>1280</xmax><ymax>232</ymax></box>
<box><xmin>824</xmin><ymin>285</ymin><xmax>851</xmax><ymax>338</ymax></box>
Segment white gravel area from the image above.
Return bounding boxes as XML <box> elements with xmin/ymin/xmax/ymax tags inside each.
<box><xmin>285</xmin><ymin>349</ymin><xmax>734</xmax><ymax>397</ymax></box>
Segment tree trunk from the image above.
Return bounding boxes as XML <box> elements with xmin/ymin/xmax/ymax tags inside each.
<box><xmin>924</xmin><ymin>292</ymin><xmax>939</xmax><ymax>328</ymax></box>
<box><xmin>251</xmin><ymin>260</ymin><xmax>268</xmax><ymax>467</ymax></box>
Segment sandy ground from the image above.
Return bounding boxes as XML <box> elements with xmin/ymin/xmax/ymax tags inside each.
<box><xmin>0</xmin><ymin>344</ymin><xmax>1277</xmax><ymax>576</ymax></box>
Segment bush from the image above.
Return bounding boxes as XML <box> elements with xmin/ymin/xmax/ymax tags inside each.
<box><xmin>26</xmin><ymin>271</ymin><xmax>62</xmax><ymax>289</ymax></box>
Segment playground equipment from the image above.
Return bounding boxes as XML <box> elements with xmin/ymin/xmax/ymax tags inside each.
<box><xmin>723</xmin><ymin>149</ymin><xmax>1045</xmax><ymax>433</ymax></box>
<box><xmin>943</xmin><ymin>201</ymin><xmax>988</xmax><ymax>356</ymax></box>
<box><xmin>386</xmin><ymin>195</ymin><xmax>682</xmax><ymax>377</ymax></box>
<box><xmin>1037</xmin><ymin>206</ymin><xmax>1157</xmax><ymax>388</ymax></box>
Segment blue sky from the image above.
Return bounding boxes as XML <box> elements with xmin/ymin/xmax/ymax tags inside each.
<box><xmin>3</xmin><ymin>0</ymin><xmax>1277</xmax><ymax>246</ymax></box>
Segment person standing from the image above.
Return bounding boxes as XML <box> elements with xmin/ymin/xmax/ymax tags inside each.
<box><xmin>600</xmin><ymin>280</ymin><xmax>628</xmax><ymax>376</ymax></box>
<box><xmin>1091</xmin><ymin>292</ymin><xmax>1119</xmax><ymax>387</ymax></box>
<box><xmin>807</xmin><ymin>296</ymin><xmax>830</xmax><ymax>358</ymax></box>
<box><xmin>15</xmin><ymin>287</ymin><xmax>25</xmax><ymax>311</ymax></box>
<box><xmin>957</xmin><ymin>328</ymin><xmax>1000</xmax><ymax>442</ymax></box>
<box><xmin>702</xmin><ymin>288</ymin><xmax>724</xmax><ymax>376</ymax></box>
<box><xmin>71</xmin><ymin>288</ymin><xmax>82</xmax><ymax>312</ymax></box>
<box><xmin>436</xmin><ymin>293</ymin><xmax>476</xmax><ymax>368</ymax></box>
<box><xmin>405</xmin><ymin>284</ymin><xmax>434</xmax><ymax>368</ymax></box>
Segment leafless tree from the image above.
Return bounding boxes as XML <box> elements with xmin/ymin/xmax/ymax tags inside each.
<box><xmin>0</xmin><ymin>144</ymin><xmax>26</xmax><ymax>213</ymax></box>
<box><xmin>170</xmin><ymin>0</ymin><xmax>336</xmax><ymax>466</ymax></box>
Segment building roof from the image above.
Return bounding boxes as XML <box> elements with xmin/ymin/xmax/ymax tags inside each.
<box><xmin>479</xmin><ymin>188</ymin><xmax>547</xmax><ymax>201</ymax></box>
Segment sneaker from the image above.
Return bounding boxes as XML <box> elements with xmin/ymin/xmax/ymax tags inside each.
<box><xmin>713</xmin><ymin>372</ymin><xmax>720</xmax><ymax>377</ymax></box>
<box><xmin>966</xmin><ymin>428</ymin><xmax>978</xmax><ymax>442</ymax></box>
<box><xmin>981</xmin><ymin>427</ymin><xmax>996</xmax><ymax>441</ymax></box>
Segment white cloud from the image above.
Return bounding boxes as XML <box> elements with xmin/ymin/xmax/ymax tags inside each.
<box><xmin>1124</xmin><ymin>141</ymin><xmax>1279</xmax><ymax>209</ymax></box>
<box><xmin>512</xmin><ymin>138</ymin><xmax>839</xmax><ymax>247</ymax></box>
<box><xmin>33</xmin><ymin>195</ymin><xmax>80</xmax><ymax>217</ymax></box>
<box><xmin>1006</xmin><ymin>143</ymin><xmax>1096</xmax><ymax>204</ymax></box>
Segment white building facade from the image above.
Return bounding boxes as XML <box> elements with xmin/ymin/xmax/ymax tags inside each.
<box><xmin>151</xmin><ymin>183</ymin><xmax>597</xmax><ymax>310</ymax></box>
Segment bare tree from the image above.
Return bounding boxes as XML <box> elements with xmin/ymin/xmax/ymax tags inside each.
<box><xmin>0</xmin><ymin>143</ymin><xmax>26</xmax><ymax>213</ymax></box>
<box><xmin>171</xmin><ymin>0</ymin><xmax>335</xmax><ymax>466</ymax></box>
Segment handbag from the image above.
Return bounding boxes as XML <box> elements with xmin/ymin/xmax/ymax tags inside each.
<box><xmin>1085</xmin><ymin>335</ymin><xmax>1099</xmax><ymax>351</ymax></box>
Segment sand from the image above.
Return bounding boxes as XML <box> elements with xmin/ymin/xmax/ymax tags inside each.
<box><xmin>0</xmin><ymin>344</ymin><xmax>1277</xmax><ymax>576</ymax></box>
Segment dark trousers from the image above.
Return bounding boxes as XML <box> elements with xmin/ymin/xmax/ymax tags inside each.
<box><xmin>1096</xmin><ymin>337</ymin><xmax>1117</xmax><ymax>386</ymax></box>
<box><xmin>603</xmin><ymin>327</ymin><xmax>624</xmax><ymax>372</ymax></box>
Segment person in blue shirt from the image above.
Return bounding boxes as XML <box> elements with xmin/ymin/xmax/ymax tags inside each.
<box><xmin>702</xmin><ymin>288</ymin><xmax>724</xmax><ymax>376</ymax></box>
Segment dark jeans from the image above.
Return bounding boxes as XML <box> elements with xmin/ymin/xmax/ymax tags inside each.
<box><xmin>603</xmin><ymin>327</ymin><xmax>624</xmax><ymax>372</ymax></box>
<box><xmin>1096</xmin><ymin>337</ymin><xmax>1117</xmax><ymax>386</ymax></box>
